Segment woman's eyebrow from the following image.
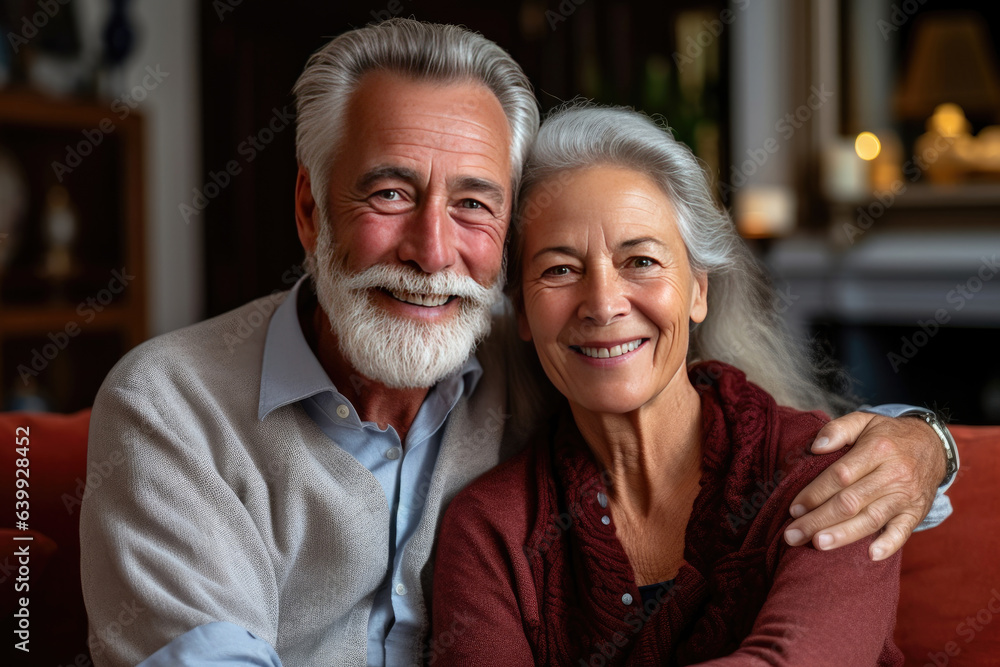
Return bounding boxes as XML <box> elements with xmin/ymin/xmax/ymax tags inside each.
<box><xmin>618</xmin><ymin>236</ymin><xmax>667</xmax><ymax>251</ymax></box>
<box><xmin>531</xmin><ymin>245</ymin><xmax>582</xmax><ymax>262</ymax></box>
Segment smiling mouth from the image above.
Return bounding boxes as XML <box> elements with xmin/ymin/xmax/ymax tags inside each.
<box><xmin>570</xmin><ymin>339</ymin><xmax>646</xmax><ymax>359</ymax></box>
<box><xmin>383</xmin><ymin>288</ymin><xmax>456</xmax><ymax>308</ymax></box>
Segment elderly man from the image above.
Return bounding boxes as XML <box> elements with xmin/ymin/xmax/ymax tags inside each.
<box><xmin>80</xmin><ymin>18</ymin><xmax>956</xmax><ymax>667</ymax></box>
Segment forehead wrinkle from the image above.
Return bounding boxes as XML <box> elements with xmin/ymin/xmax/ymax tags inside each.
<box><xmin>381</xmin><ymin>139</ymin><xmax>509</xmax><ymax>174</ymax></box>
<box><xmin>382</xmin><ymin>125</ymin><xmax>506</xmax><ymax>152</ymax></box>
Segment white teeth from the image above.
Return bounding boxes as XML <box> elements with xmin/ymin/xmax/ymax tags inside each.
<box><xmin>578</xmin><ymin>339</ymin><xmax>643</xmax><ymax>359</ymax></box>
<box><xmin>389</xmin><ymin>290</ymin><xmax>450</xmax><ymax>307</ymax></box>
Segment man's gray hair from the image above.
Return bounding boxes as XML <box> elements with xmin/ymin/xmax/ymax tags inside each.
<box><xmin>293</xmin><ymin>18</ymin><xmax>539</xmax><ymax>215</ymax></box>
<box><xmin>508</xmin><ymin>103</ymin><xmax>849</xmax><ymax>414</ymax></box>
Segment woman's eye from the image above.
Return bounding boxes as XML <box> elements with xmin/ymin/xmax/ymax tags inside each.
<box><xmin>630</xmin><ymin>257</ymin><xmax>655</xmax><ymax>269</ymax></box>
<box><xmin>543</xmin><ymin>266</ymin><xmax>571</xmax><ymax>277</ymax></box>
<box><xmin>461</xmin><ymin>199</ymin><xmax>486</xmax><ymax>210</ymax></box>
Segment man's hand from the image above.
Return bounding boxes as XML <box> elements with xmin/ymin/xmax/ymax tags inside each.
<box><xmin>782</xmin><ymin>412</ymin><xmax>946</xmax><ymax>561</ymax></box>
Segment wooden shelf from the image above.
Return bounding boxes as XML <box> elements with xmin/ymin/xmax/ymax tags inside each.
<box><xmin>0</xmin><ymin>305</ymin><xmax>138</xmax><ymax>335</ymax></box>
<box><xmin>0</xmin><ymin>90</ymin><xmax>147</xmax><ymax>412</ymax></box>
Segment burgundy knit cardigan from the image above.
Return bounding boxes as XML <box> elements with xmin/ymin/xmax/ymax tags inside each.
<box><xmin>431</xmin><ymin>362</ymin><xmax>903</xmax><ymax>666</ymax></box>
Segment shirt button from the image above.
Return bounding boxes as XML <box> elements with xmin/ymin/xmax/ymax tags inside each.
<box><xmin>601</xmin><ymin>515</ymin><xmax>611</xmax><ymax>525</ymax></box>
<box><xmin>597</xmin><ymin>492</ymin><xmax>608</xmax><ymax>508</ymax></box>
<box><xmin>336</xmin><ymin>404</ymin><xmax>350</xmax><ymax>419</ymax></box>
<box><xmin>622</xmin><ymin>593</ymin><xmax>633</xmax><ymax>605</ymax></box>
<box><xmin>395</xmin><ymin>583</ymin><xmax>407</xmax><ymax>596</ymax></box>
<box><xmin>386</xmin><ymin>447</ymin><xmax>401</xmax><ymax>460</ymax></box>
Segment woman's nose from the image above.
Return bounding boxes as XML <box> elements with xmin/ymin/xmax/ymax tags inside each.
<box><xmin>577</xmin><ymin>268</ymin><xmax>630</xmax><ymax>326</ymax></box>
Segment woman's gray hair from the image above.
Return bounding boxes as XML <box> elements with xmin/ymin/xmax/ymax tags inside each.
<box><xmin>507</xmin><ymin>103</ymin><xmax>849</xmax><ymax>414</ymax></box>
<box><xmin>293</xmin><ymin>18</ymin><xmax>539</xmax><ymax>216</ymax></box>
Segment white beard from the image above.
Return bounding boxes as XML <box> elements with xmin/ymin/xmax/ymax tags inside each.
<box><xmin>308</xmin><ymin>218</ymin><xmax>503</xmax><ymax>390</ymax></box>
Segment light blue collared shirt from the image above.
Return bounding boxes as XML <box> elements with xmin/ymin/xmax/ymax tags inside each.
<box><xmin>140</xmin><ymin>276</ymin><xmax>481</xmax><ymax>667</ymax></box>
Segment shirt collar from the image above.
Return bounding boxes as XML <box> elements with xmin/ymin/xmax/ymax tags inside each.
<box><xmin>258</xmin><ymin>274</ymin><xmax>483</xmax><ymax>421</ymax></box>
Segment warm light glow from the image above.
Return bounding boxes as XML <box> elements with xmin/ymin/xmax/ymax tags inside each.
<box><xmin>855</xmin><ymin>132</ymin><xmax>881</xmax><ymax>161</ymax></box>
<box><xmin>931</xmin><ymin>103</ymin><xmax>970</xmax><ymax>137</ymax></box>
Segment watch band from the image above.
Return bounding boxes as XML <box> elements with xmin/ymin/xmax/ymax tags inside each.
<box><xmin>861</xmin><ymin>403</ymin><xmax>960</xmax><ymax>491</ymax></box>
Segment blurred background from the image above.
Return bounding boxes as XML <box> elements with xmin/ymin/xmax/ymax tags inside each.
<box><xmin>0</xmin><ymin>0</ymin><xmax>997</xmax><ymax>422</ymax></box>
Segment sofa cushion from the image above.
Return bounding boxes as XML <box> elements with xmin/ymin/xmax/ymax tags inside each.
<box><xmin>895</xmin><ymin>425</ymin><xmax>1000</xmax><ymax>666</ymax></box>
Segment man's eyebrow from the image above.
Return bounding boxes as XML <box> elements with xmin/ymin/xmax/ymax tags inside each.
<box><xmin>452</xmin><ymin>176</ymin><xmax>506</xmax><ymax>206</ymax></box>
<box><xmin>356</xmin><ymin>166</ymin><xmax>419</xmax><ymax>192</ymax></box>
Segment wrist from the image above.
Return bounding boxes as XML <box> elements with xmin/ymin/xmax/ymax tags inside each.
<box><xmin>861</xmin><ymin>404</ymin><xmax>959</xmax><ymax>490</ymax></box>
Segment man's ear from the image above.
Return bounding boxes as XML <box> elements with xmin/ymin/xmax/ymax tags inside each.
<box><xmin>295</xmin><ymin>165</ymin><xmax>320</xmax><ymax>255</ymax></box>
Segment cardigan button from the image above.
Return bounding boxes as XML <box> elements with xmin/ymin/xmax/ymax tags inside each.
<box><xmin>621</xmin><ymin>593</ymin><xmax>633</xmax><ymax>605</ymax></box>
<box><xmin>597</xmin><ymin>492</ymin><xmax>608</xmax><ymax>508</ymax></box>
<box><xmin>601</xmin><ymin>515</ymin><xmax>611</xmax><ymax>525</ymax></box>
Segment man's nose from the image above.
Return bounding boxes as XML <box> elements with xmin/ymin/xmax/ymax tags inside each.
<box><xmin>397</xmin><ymin>199</ymin><xmax>457</xmax><ymax>274</ymax></box>
<box><xmin>577</xmin><ymin>267</ymin><xmax>630</xmax><ymax>326</ymax></box>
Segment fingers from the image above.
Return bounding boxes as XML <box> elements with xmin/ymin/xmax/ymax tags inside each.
<box><xmin>789</xmin><ymin>437</ymin><xmax>888</xmax><ymax>521</ymax></box>
<box><xmin>786</xmin><ymin>501</ymin><xmax>917</xmax><ymax>562</ymax></box>
<box><xmin>791</xmin><ymin>495</ymin><xmax>899</xmax><ymax>551</ymax></box>
<box><xmin>869</xmin><ymin>513</ymin><xmax>918</xmax><ymax>561</ymax></box>
<box><xmin>784</xmin><ymin>412</ymin><xmax>941</xmax><ymax>556</ymax></box>
<box><xmin>784</xmin><ymin>463</ymin><xmax>887</xmax><ymax>548</ymax></box>
<box><xmin>810</xmin><ymin>411</ymin><xmax>879</xmax><ymax>454</ymax></box>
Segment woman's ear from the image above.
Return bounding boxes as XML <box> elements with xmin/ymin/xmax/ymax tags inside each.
<box><xmin>690</xmin><ymin>271</ymin><xmax>709</xmax><ymax>324</ymax></box>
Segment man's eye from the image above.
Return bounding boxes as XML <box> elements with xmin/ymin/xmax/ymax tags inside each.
<box><xmin>376</xmin><ymin>190</ymin><xmax>401</xmax><ymax>201</ymax></box>
<box><xmin>461</xmin><ymin>199</ymin><xmax>485</xmax><ymax>210</ymax></box>
<box><xmin>543</xmin><ymin>266</ymin><xmax>571</xmax><ymax>277</ymax></box>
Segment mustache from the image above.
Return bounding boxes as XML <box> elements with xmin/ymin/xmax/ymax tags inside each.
<box><xmin>336</xmin><ymin>263</ymin><xmax>502</xmax><ymax>308</ymax></box>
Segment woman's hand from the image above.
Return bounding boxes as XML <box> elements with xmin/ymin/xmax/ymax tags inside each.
<box><xmin>781</xmin><ymin>412</ymin><xmax>946</xmax><ymax>560</ymax></box>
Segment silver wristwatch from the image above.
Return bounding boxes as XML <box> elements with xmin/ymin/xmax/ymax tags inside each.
<box><xmin>861</xmin><ymin>403</ymin><xmax>960</xmax><ymax>490</ymax></box>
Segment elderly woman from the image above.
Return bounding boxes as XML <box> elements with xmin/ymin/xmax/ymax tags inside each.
<box><xmin>431</xmin><ymin>105</ymin><xmax>902</xmax><ymax>665</ymax></box>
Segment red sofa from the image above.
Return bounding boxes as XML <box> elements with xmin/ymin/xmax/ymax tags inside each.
<box><xmin>0</xmin><ymin>410</ymin><xmax>997</xmax><ymax>665</ymax></box>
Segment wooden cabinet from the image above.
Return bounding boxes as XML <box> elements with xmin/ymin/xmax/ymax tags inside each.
<box><xmin>0</xmin><ymin>90</ymin><xmax>146</xmax><ymax>412</ymax></box>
